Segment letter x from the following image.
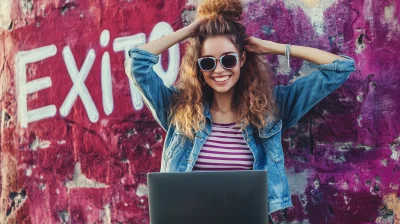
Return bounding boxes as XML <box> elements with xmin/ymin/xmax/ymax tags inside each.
<box><xmin>60</xmin><ymin>46</ymin><xmax>99</xmax><ymax>122</ymax></box>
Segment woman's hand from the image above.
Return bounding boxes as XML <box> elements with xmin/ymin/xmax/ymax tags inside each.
<box><xmin>245</xmin><ymin>37</ymin><xmax>282</xmax><ymax>55</ymax></box>
<box><xmin>184</xmin><ymin>18</ymin><xmax>205</xmax><ymax>38</ymax></box>
<box><xmin>124</xmin><ymin>18</ymin><xmax>205</xmax><ymax>78</ymax></box>
<box><xmin>137</xmin><ymin>18</ymin><xmax>205</xmax><ymax>55</ymax></box>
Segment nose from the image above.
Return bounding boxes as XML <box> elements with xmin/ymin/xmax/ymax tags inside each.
<box><xmin>214</xmin><ymin>59</ymin><xmax>225</xmax><ymax>73</ymax></box>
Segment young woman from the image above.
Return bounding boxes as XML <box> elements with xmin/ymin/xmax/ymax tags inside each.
<box><xmin>125</xmin><ymin>0</ymin><xmax>355</xmax><ymax>217</ymax></box>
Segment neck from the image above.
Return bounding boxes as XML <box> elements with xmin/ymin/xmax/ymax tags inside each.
<box><xmin>211</xmin><ymin>89</ymin><xmax>235</xmax><ymax>113</ymax></box>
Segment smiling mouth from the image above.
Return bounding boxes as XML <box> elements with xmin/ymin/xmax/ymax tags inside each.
<box><xmin>212</xmin><ymin>75</ymin><xmax>231</xmax><ymax>82</ymax></box>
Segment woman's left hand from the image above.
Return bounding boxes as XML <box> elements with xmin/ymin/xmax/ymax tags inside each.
<box><xmin>244</xmin><ymin>36</ymin><xmax>277</xmax><ymax>55</ymax></box>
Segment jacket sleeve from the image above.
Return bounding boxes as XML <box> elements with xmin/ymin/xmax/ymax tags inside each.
<box><xmin>128</xmin><ymin>47</ymin><xmax>176</xmax><ymax>131</ymax></box>
<box><xmin>273</xmin><ymin>55</ymin><xmax>356</xmax><ymax>133</ymax></box>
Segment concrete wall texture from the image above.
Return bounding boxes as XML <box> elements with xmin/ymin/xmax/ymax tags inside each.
<box><xmin>0</xmin><ymin>0</ymin><xmax>399</xmax><ymax>223</ymax></box>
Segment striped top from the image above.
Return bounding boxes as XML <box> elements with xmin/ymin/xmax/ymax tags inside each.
<box><xmin>193</xmin><ymin>122</ymin><xmax>254</xmax><ymax>171</ymax></box>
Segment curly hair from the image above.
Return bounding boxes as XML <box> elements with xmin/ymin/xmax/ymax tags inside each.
<box><xmin>169</xmin><ymin>0</ymin><xmax>277</xmax><ymax>139</ymax></box>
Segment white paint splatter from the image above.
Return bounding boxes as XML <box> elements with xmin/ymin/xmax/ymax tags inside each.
<box><xmin>342</xmin><ymin>181</ymin><xmax>349</xmax><ymax>190</ymax></box>
<box><xmin>287</xmin><ymin>167</ymin><xmax>312</xmax><ymax>194</ymax></box>
<box><xmin>313</xmin><ymin>178</ymin><xmax>320</xmax><ymax>189</ymax></box>
<box><xmin>39</xmin><ymin>183</ymin><xmax>46</xmax><ymax>191</ymax></box>
<box><xmin>364</xmin><ymin>0</ymin><xmax>374</xmax><ymax>33</ymax></box>
<box><xmin>390</xmin><ymin>183</ymin><xmax>399</xmax><ymax>190</ymax></box>
<box><xmin>382</xmin><ymin>5</ymin><xmax>400</xmax><ymax>41</ymax></box>
<box><xmin>185</xmin><ymin>0</ymin><xmax>202</xmax><ymax>6</ymax></box>
<box><xmin>283</xmin><ymin>0</ymin><xmax>337</xmax><ymax>35</ymax></box>
<box><xmin>395</xmin><ymin>136</ymin><xmax>400</xmax><ymax>144</ymax></box>
<box><xmin>136</xmin><ymin>184</ymin><xmax>148</xmax><ymax>197</ymax></box>
<box><xmin>127</xmin><ymin>128</ymin><xmax>137</xmax><ymax>138</ymax></box>
<box><xmin>277</xmin><ymin>55</ymin><xmax>291</xmax><ymax>75</ymax></box>
<box><xmin>356</xmin><ymin>144</ymin><xmax>373</xmax><ymax>151</ymax></box>
<box><xmin>19</xmin><ymin>0</ymin><xmax>33</xmax><ymax>15</ymax></box>
<box><xmin>65</xmin><ymin>162</ymin><xmax>108</xmax><ymax>188</ymax></box>
<box><xmin>344</xmin><ymin>194</ymin><xmax>351</xmax><ymax>205</ymax></box>
<box><xmin>186</xmin><ymin>0</ymin><xmax>259</xmax><ymax>8</ymax></box>
<box><xmin>103</xmin><ymin>204</ymin><xmax>111</xmax><ymax>224</ymax></box>
<box><xmin>357</xmin><ymin>115</ymin><xmax>363</xmax><ymax>127</ymax></box>
<box><xmin>369</xmin><ymin>185</ymin><xmax>378</xmax><ymax>195</ymax></box>
<box><xmin>357</xmin><ymin>92</ymin><xmax>364</xmax><ymax>102</ymax></box>
<box><xmin>335</xmin><ymin>142</ymin><xmax>353</xmax><ymax>152</ymax></box>
<box><xmin>328</xmin><ymin>154</ymin><xmax>346</xmax><ymax>163</ymax></box>
<box><xmin>26</xmin><ymin>167</ymin><xmax>32</xmax><ymax>176</ymax></box>
<box><xmin>288</xmin><ymin>60</ymin><xmax>319</xmax><ymax>82</ymax></box>
<box><xmin>390</xmin><ymin>144</ymin><xmax>399</xmax><ymax>161</ymax></box>
<box><xmin>338</xmin><ymin>97</ymin><xmax>352</xmax><ymax>102</ymax></box>
<box><xmin>30</xmin><ymin>138</ymin><xmax>51</xmax><ymax>151</ymax></box>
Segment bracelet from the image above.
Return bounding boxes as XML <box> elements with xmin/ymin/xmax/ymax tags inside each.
<box><xmin>285</xmin><ymin>44</ymin><xmax>291</xmax><ymax>71</ymax></box>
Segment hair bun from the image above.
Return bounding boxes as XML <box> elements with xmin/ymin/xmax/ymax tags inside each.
<box><xmin>197</xmin><ymin>0</ymin><xmax>243</xmax><ymax>21</ymax></box>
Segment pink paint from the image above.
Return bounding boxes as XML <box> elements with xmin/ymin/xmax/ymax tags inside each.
<box><xmin>1</xmin><ymin>0</ymin><xmax>399</xmax><ymax>223</ymax></box>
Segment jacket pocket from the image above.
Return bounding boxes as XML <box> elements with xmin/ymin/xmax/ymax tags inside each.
<box><xmin>164</xmin><ymin>131</ymin><xmax>186</xmax><ymax>160</ymax></box>
<box><xmin>258</xmin><ymin>120</ymin><xmax>284</xmax><ymax>162</ymax></box>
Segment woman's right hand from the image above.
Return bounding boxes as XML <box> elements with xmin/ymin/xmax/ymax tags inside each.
<box><xmin>136</xmin><ymin>18</ymin><xmax>204</xmax><ymax>56</ymax></box>
<box><xmin>184</xmin><ymin>18</ymin><xmax>204</xmax><ymax>38</ymax></box>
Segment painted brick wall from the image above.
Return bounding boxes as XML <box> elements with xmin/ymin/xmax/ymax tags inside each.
<box><xmin>0</xmin><ymin>0</ymin><xmax>399</xmax><ymax>223</ymax></box>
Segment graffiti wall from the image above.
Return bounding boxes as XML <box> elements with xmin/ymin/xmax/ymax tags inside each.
<box><xmin>0</xmin><ymin>0</ymin><xmax>399</xmax><ymax>223</ymax></box>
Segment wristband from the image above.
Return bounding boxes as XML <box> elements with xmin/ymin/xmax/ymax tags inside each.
<box><xmin>285</xmin><ymin>44</ymin><xmax>291</xmax><ymax>71</ymax></box>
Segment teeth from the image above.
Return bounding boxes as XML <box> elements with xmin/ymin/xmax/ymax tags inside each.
<box><xmin>214</xmin><ymin>76</ymin><xmax>230</xmax><ymax>82</ymax></box>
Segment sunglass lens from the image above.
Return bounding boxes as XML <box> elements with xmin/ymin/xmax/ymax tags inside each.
<box><xmin>221</xmin><ymin>55</ymin><xmax>237</xmax><ymax>69</ymax></box>
<box><xmin>200</xmin><ymin>58</ymin><xmax>215</xmax><ymax>71</ymax></box>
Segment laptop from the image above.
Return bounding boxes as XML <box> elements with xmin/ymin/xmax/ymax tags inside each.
<box><xmin>147</xmin><ymin>170</ymin><xmax>268</xmax><ymax>224</ymax></box>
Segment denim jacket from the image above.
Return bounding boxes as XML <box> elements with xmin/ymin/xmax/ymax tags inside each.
<box><xmin>128</xmin><ymin>47</ymin><xmax>356</xmax><ymax>214</ymax></box>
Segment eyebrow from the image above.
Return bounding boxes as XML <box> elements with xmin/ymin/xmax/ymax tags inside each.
<box><xmin>201</xmin><ymin>51</ymin><xmax>236</xmax><ymax>58</ymax></box>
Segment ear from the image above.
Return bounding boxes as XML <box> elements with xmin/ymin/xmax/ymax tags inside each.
<box><xmin>240</xmin><ymin>51</ymin><xmax>246</xmax><ymax>67</ymax></box>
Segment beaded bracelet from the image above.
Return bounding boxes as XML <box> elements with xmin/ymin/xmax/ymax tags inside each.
<box><xmin>285</xmin><ymin>44</ymin><xmax>291</xmax><ymax>71</ymax></box>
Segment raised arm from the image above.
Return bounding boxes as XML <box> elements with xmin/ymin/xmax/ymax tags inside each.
<box><xmin>244</xmin><ymin>37</ymin><xmax>346</xmax><ymax>64</ymax></box>
<box><xmin>245</xmin><ymin>37</ymin><xmax>356</xmax><ymax>132</ymax></box>
<box><xmin>137</xmin><ymin>19</ymin><xmax>202</xmax><ymax>55</ymax></box>
<box><xmin>124</xmin><ymin>19</ymin><xmax>202</xmax><ymax>79</ymax></box>
<box><xmin>124</xmin><ymin>20</ymin><xmax>202</xmax><ymax>131</ymax></box>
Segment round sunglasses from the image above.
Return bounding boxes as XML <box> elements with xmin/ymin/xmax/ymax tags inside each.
<box><xmin>197</xmin><ymin>53</ymin><xmax>239</xmax><ymax>71</ymax></box>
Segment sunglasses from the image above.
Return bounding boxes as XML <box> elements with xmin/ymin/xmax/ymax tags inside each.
<box><xmin>197</xmin><ymin>53</ymin><xmax>239</xmax><ymax>71</ymax></box>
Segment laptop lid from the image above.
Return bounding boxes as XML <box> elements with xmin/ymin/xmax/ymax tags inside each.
<box><xmin>147</xmin><ymin>170</ymin><xmax>268</xmax><ymax>224</ymax></box>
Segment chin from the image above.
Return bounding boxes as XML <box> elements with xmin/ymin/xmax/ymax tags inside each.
<box><xmin>211</xmin><ymin>85</ymin><xmax>234</xmax><ymax>93</ymax></box>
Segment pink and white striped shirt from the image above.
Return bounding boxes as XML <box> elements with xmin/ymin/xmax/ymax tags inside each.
<box><xmin>193</xmin><ymin>122</ymin><xmax>254</xmax><ymax>171</ymax></box>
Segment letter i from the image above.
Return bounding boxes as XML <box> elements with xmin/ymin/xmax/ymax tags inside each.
<box><xmin>100</xmin><ymin>30</ymin><xmax>113</xmax><ymax>115</ymax></box>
